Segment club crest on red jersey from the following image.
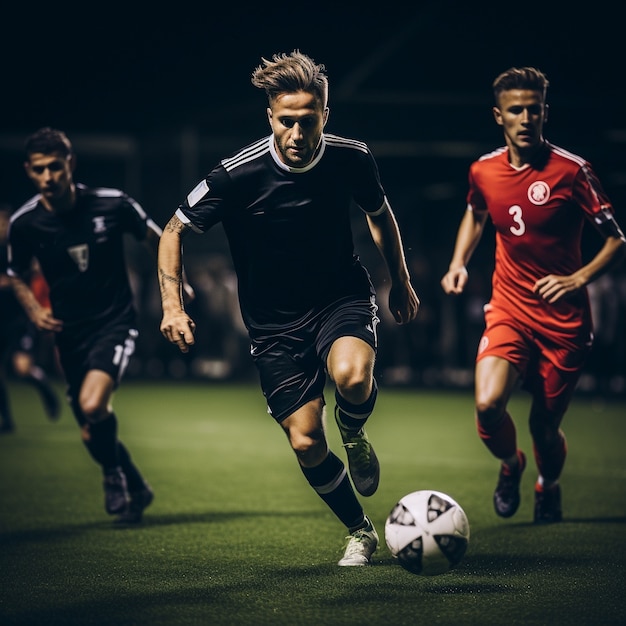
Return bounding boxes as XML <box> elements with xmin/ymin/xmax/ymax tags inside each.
<box><xmin>527</xmin><ymin>181</ymin><xmax>550</xmax><ymax>205</ymax></box>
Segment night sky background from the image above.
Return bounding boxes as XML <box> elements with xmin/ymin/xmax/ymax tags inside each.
<box><xmin>3</xmin><ymin>2</ymin><xmax>624</xmax><ymax>206</ymax></box>
<box><xmin>2</xmin><ymin>1</ymin><xmax>625</xmax><ymax>379</ymax></box>
<box><xmin>3</xmin><ymin>4</ymin><xmax>622</xmax><ymax>123</ymax></box>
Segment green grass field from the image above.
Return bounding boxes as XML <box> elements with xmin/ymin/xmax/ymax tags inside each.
<box><xmin>1</xmin><ymin>380</ymin><xmax>625</xmax><ymax>625</ymax></box>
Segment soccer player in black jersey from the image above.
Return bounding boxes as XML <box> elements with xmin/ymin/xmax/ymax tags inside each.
<box><xmin>7</xmin><ymin>127</ymin><xmax>171</xmax><ymax>523</ymax></box>
<box><xmin>158</xmin><ymin>51</ymin><xmax>420</xmax><ymax>565</ymax></box>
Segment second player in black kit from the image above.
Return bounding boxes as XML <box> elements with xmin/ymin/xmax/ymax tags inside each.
<box><xmin>159</xmin><ymin>51</ymin><xmax>420</xmax><ymax>565</ymax></box>
<box><xmin>7</xmin><ymin>127</ymin><xmax>165</xmax><ymax>523</ymax></box>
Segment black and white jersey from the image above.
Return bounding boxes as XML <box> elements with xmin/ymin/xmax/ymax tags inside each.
<box><xmin>8</xmin><ymin>183</ymin><xmax>159</xmax><ymax>334</ymax></box>
<box><xmin>177</xmin><ymin>134</ymin><xmax>386</xmax><ymax>331</ymax></box>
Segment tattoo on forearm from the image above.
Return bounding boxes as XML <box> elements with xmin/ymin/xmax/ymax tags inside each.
<box><xmin>165</xmin><ymin>215</ymin><xmax>186</xmax><ymax>235</ymax></box>
<box><xmin>159</xmin><ymin>268</ymin><xmax>182</xmax><ymax>302</ymax></box>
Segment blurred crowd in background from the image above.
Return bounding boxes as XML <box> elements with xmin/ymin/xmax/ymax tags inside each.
<box><xmin>2</xmin><ymin>95</ymin><xmax>625</xmax><ymax>398</ymax></box>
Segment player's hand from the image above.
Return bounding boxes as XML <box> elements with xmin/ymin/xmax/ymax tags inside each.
<box><xmin>441</xmin><ymin>266</ymin><xmax>468</xmax><ymax>295</ymax></box>
<box><xmin>160</xmin><ymin>312</ymin><xmax>196</xmax><ymax>353</ymax></box>
<box><xmin>533</xmin><ymin>274</ymin><xmax>582</xmax><ymax>304</ymax></box>
<box><xmin>31</xmin><ymin>307</ymin><xmax>63</xmax><ymax>333</ymax></box>
<box><xmin>389</xmin><ymin>281</ymin><xmax>420</xmax><ymax>324</ymax></box>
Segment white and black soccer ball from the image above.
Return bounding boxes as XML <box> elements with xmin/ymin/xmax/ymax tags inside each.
<box><xmin>385</xmin><ymin>490</ymin><xmax>470</xmax><ymax>576</ymax></box>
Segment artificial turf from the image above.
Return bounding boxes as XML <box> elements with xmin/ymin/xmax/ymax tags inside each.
<box><xmin>1</xmin><ymin>380</ymin><xmax>624</xmax><ymax>625</ymax></box>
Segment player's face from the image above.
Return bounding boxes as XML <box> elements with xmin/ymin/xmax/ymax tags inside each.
<box><xmin>268</xmin><ymin>90</ymin><xmax>328</xmax><ymax>167</ymax></box>
<box><xmin>24</xmin><ymin>152</ymin><xmax>74</xmax><ymax>207</ymax></box>
<box><xmin>493</xmin><ymin>89</ymin><xmax>547</xmax><ymax>155</ymax></box>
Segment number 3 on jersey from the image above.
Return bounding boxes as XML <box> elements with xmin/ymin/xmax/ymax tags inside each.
<box><xmin>509</xmin><ymin>205</ymin><xmax>525</xmax><ymax>236</ymax></box>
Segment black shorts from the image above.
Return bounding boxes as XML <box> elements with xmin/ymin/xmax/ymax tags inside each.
<box><xmin>56</xmin><ymin>321</ymin><xmax>138</xmax><ymax>402</ymax></box>
<box><xmin>250</xmin><ymin>296</ymin><xmax>379</xmax><ymax>423</ymax></box>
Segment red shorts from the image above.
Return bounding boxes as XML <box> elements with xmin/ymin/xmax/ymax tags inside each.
<box><xmin>477</xmin><ymin>305</ymin><xmax>592</xmax><ymax>414</ymax></box>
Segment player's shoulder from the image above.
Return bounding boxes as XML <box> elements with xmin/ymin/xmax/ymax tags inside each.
<box><xmin>475</xmin><ymin>146</ymin><xmax>508</xmax><ymax>165</ymax></box>
<box><xmin>468</xmin><ymin>147</ymin><xmax>508</xmax><ymax>182</ymax></box>
<box><xmin>545</xmin><ymin>142</ymin><xmax>588</xmax><ymax>169</ymax></box>
<box><xmin>323</xmin><ymin>133</ymin><xmax>370</xmax><ymax>155</ymax></box>
<box><xmin>78</xmin><ymin>182</ymin><xmax>125</xmax><ymax>199</ymax></box>
<box><xmin>10</xmin><ymin>195</ymin><xmax>41</xmax><ymax>227</ymax></box>
<box><xmin>77</xmin><ymin>183</ymin><xmax>144</xmax><ymax>215</ymax></box>
<box><xmin>221</xmin><ymin>136</ymin><xmax>271</xmax><ymax>173</ymax></box>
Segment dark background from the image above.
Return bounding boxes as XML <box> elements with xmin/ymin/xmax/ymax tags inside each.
<box><xmin>2</xmin><ymin>1</ymin><xmax>625</xmax><ymax>389</ymax></box>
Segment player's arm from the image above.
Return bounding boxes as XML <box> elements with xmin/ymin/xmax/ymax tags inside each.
<box><xmin>8</xmin><ymin>273</ymin><xmax>62</xmax><ymax>333</ymax></box>
<box><xmin>366</xmin><ymin>199</ymin><xmax>420</xmax><ymax>324</ymax></box>
<box><xmin>145</xmin><ymin>219</ymin><xmax>195</xmax><ymax>302</ymax></box>
<box><xmin>440</xmin><ymin>207</ymin><xmax>488</xmax><ymax>295</ymax></box>
<box><xmin>157</xmin><ymin>214</ymin><xmax>196</xmax><ymax>353</ymax></box>
<box><xmin>534</xmin><ymin>227</ymin><xmax>626</xmax><ymax>304</ymax></box>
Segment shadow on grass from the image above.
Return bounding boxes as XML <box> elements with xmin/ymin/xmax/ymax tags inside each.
<box><xmin>0</xmin><ymin>509</ymin><xmax>324</xmax><ymax>545</ymax></box>
<box><xmin>488</xmin><ymin>515</ymin><xmax>626</xmax><ymax>527</ymax></box>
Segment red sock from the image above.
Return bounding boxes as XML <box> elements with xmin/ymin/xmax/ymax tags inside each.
<box><xmin>534</xmin><ymin>431</ymin><xmax>567</xmax><ymax>484</ymax></box>
<box><xmin>476</xmin><ymin>411</ymin><xmax>517</xmax><ymax>460</ymax></box>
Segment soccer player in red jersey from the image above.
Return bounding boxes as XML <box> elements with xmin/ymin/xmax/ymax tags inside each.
<box><xmin>441</xmin><ymin>67</ymin><xmax>626</xmax><ymax>523</ymax></box>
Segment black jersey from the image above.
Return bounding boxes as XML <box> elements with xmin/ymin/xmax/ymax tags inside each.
<box><xmin>1</xmin><ymin>241</ymin><xmax>26</xmax><ymax>327</ymax></box>
<box><xmin>177</xmin><ymin>134</ymin><xmax>386</xmax><ymax>331</ymax></box>
<box><xmin>7</xmin><ymin>184</ymin><xmax>159</xmax><ymax>335</ymax></box>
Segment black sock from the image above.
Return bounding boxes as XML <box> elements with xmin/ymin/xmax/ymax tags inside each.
<box><xmin>25</xmin><ymin>366</ymin><xmax>55</xmax><ymax>397</ymax></box>
<box><xmin>82</xmin><ymin>413</ymin><xmax>120</xmax><ymax>472</ymax></box>
<box><xmin>300</xmin><ymin>451</ymin><xmax>365</xmax><ymax>529</ymax></box>
<box><xmin>117</xmin><ymin>440</ymin><xmax>146</xmax><ymax>492</ymax></box>
<box><xmin>335</xmin><ymin>378</ymin><xmax>378</xmax><ymax>431</ymax></box>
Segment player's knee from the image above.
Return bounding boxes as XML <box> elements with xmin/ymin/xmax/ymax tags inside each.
<box><xmin>78</xmin><ymin>396</ymin><xmax>109</xmax><ymax>423</ymax></box>
<box><xmin>12</xmin><ymin>353</ymin><xmax>32</xmax><ymax>377</ymax></box>
<box><xmin>333</xmin><ymin>368</ymin><xmax>371</xmax><ymax>403</ymax></box>
<box><xmin>289</xmin><ymin>427</ymin><xmax>325</xmax><ymax>461</ymax></box>
<box><xmin>529</xmin><ymin>419</ymin><xmax>562</xmax><ymax>448</ymax></box>
<box><xmin>475</xmin><ymin>393</ymin><xmax>506</xmax><ymax>428</ymax></box>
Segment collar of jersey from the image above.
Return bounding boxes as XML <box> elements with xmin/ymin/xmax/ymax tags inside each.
<box><xmin>269</xmin><ymin>135</ymin><xmax>326</xmax><ymax>173</ymax></box>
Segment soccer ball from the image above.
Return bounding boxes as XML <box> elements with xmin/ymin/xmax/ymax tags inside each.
<box><xmin>385</xmin><ymin>490</ymin><xmax>470</xmax><ymax>576</ymax></box>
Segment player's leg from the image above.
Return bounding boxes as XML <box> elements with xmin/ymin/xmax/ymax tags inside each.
<box><xmin>280</xmin><ymin>399</ymin><xmax>378</xmax><ymax>566</ymax></box>
<box><xmin>75</xmin><ymin>369</ymin><xmax>129</xmax><ymax>515</ymax></box>
<box><xmin>475</xmin><ymin>355</ymin><xmax>526</xmax><ymax>517</ymax></box>
<box><xmin>327</xmin><ymin>337</ymin><xmax>380</xmax><ymax>497</ymax></box>
<box><xmin>527</xmin><ymin>356</ymin><xmax>581</xmax><ymax>524</ymax></box>
<box><xmin>65</xmin><ymin>326</ymin><xmax>150</xmax><ymax>520</ymax></box>
<box><xmin>114</xmin><ymin>441</ymin><xmax>154</xmax><ymax>524</ymax></box>
<box><xmin>11</xmin><ymin>346</ymin><xmax>60</xmax><ymax>421</ymax></box>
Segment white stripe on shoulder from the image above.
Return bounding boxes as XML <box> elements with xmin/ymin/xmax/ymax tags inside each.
<box><xmin>549</xmin><ymin>144</ymin><xmax>586</xmax><ymax>167</ymax></box>
<box><xmin>324</xmin><ymin>134</ymin><xmax>369</xmax><ymax>154</ymax></box>
<box><xmin>10</xmin><ymin>195</ymin><xmax>40</xmax><ymax>223</ymax></box>
<box><xmin>86</xmin><ymin>184</ymin><xmax>149</xmax><ymax>219</ymax></box>
<box><xmin>89</xmin><ymin>186</ymin><xmax>124</xmax><ymax>198</ymax></box>
<box><xmin>222</xmin><ymin>137</ymin><xmax>271</xmax><ymax>172</ymax></box>
<box><xmin>477</xmin><ymin>146</ymin><xmax>507</xmax><ymax>161</ymax></box>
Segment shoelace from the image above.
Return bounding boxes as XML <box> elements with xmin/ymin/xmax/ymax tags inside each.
<box><xmin>342</xmin><ymin>439</ymin><xmax>370</xmax><ymax>466</ymax></box>
<box><xmin>343</xmin><ymin>532</ymin><xmax>368</xmax><ymax>554</ymax></box>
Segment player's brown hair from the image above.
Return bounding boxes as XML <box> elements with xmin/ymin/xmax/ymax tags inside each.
<box><xmin>24</xmin><ymin>127</ymin><xmax>73</xmax><ymax>158</ymax></box>
<box><xmin>492</xmin><ymin>67</ymin><xmax>549</xmax><ymax>102</ymax></box>
<box><xmin>251</xmin><ymin>50</ymin><xmax>329</xmax><ymax>108</ymax></box>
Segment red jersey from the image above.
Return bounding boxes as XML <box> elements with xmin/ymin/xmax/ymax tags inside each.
<box><xmin>467</xmin><ymin>141</ymin><xmax>613</xmax><ymax>346</ymax></box>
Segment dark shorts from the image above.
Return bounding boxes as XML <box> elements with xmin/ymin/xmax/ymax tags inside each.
<box><xmin>56</xmin><ymin>321</ymin><xmax>138</xmax><ymax>402</ymax></box>
<box><xmin>250</xmin><ymin>296</ymin><xmax>380</xmax><ymax>423</ymax></box>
